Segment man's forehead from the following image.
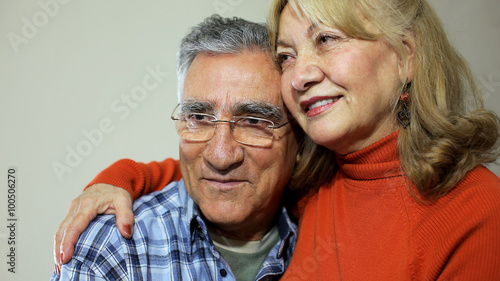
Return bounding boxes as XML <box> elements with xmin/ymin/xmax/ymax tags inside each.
<box><xmin>181</xmin><ymin>50</ymin><xmax>285</xmax><ymax>119</ymax></box>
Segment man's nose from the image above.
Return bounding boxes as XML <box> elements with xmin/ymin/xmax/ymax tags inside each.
<box><xmin>203</xmin><ymin>123</ymin><xmax>244</xmax><ymax>172</ymax></box>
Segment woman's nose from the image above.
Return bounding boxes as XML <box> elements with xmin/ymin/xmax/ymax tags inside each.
<box><xmin>290</xmin><ymin>55</ymin><xmax>324</xmax><ymax>92</ymax></box>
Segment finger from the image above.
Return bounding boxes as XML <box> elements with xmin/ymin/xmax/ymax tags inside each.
<box><xmin>54</xmin><ymin>229</ymin><xmax>65</xmax><ymax>268</ymax></box>
<box><xmin>53</xmin><ymin>199</ymin><xmax>81</xmax><ymax>271</ymax></box>
<box><xmin>54</xmin><ymin>220</ymin><xmax>67</xmax><ymax>268</ymax></box>
<box><xmin>114</xmin><ymin>194</ymin><xmax>135</xmax><ymax>239</ymax></box>
<box><xmin>54</xmin><ymin>230</ymin><xmax>64</xmax><ymax>273</ymax></box>
<box><xmin>59</xmin><ymin>206</ymin><xmax>100</xmax><ymax>264</ymax></box>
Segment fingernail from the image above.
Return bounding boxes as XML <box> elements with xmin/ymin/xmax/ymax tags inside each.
<box><xmin>124</xmin><ymin>224</ymin><xmax>132</xmax><ymax>237</ymax></box>
<box><xmin>60</xmin><ymin>252</ymin><xmax>64</xmax><ymax>264</ymax></box>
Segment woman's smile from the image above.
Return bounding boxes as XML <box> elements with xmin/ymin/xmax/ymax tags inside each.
<box><xmin>301</xmin><ymin>95</ymin><xmax>343</xmax><ymax>117</ymax></box>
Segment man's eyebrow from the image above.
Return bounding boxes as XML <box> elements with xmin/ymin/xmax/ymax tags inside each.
<box><xmin>180</xmin><ymin>100</ymin><xmax>215</xmax><ymax>113</ymax></box>
<box><xmin>233</xmin><ymin>101</ymin><xmax>284</xmax><ymax>121</ymax></box>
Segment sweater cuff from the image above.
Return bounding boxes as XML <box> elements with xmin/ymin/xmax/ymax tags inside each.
<box><xmin>85</xmin><ymin>159</ymin><xmax>145</xmax><ymax>200</ymax></box>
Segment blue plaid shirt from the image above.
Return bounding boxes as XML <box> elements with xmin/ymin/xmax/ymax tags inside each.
<box><xmin>50</xmin><ymin>180</ymin><xmax>297</xmax><ymax>280</ymax></box>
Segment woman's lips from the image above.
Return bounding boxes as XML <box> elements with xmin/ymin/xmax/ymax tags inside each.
<box><xmin>301</xmin><ymin>96</ymin><xmax>342</xmax><ymax>117</ymax></box>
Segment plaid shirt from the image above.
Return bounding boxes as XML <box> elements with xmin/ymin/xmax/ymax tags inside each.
<box><xmin>50</xmin><ymin>180</ymin><xmax>297</xmax><ymax>281</ymax></box>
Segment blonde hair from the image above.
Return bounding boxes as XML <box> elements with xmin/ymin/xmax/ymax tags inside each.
<box><xmin>269</xmin><ymin>0</ymin><xmax>500</xmax><ymax>199</ymax></box>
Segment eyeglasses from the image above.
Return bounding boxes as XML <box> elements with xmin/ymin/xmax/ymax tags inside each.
<box><xmin>170</xmin><ymin>104</ymin><xmax>291</xmax><ymax>147</ymax></box>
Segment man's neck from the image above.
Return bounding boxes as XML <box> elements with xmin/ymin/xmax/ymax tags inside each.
<box><xmin>202</xmin><ymin>210</ymin><xmax>279</xmax><ymax>240</ymax></box>
<box><xmin>209</xmin><ymin>225</ymin><xmax>279</xmax><ymax>253</ymax></box>
<box><xmin>205</xmin><ymin>221</ymin><xmax>272</xmax><ymax>241</ymax></box>
<box><xmin>209</xmin><ymin>226</ymin><xmax>280</xmax><ymax>281</ymax></box>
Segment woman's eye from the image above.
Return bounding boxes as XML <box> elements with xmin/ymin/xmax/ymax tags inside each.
<box><xmin>316</xmin><ymin>34</ymin><xmax>341</xmax><ymax>46</ymax></box>
<box><xmin>317</xmin><ymin>34</ymin><xmax>339</xmax><ymax>45</ymax></box>
<box><xmin>276</xmin><ymin>53</ymin><xmax>294</xmax><ymax>70</ymax></box>
<box><xmin>276</xmin><ymin>53</ymin><xmax>290</xmax><ymax>64</ymax></box>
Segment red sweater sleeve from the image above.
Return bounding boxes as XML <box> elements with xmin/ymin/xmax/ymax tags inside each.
<box><xmin>85</xmin><ymin>158</ymin><xmax>182</xmax><ymax>200</ymax></box>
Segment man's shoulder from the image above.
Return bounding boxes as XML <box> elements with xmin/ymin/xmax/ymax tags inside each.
<box><xmin>62</xmin><ymin>212</ymin><xmax>143</xmax><ymax>279</ymax></box>
<box><xmin>69</xmin><ymin>213</ymin><xmax>124</xmax><ymax>270</ymax></box>
<box><xmin>132</xmin><ymin>180</ymin><xmax>190</xmax><ymax>218</ymax></box>
<box><xmin>67</xmin><ymin>181</ymin><xmax>193</xmax><ymax>277</ymax></box>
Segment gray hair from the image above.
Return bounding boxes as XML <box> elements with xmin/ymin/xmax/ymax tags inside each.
<box><xmin>176</xmin><ymin>14</ymin><xmax>272</xmax><ymax>101</ymax></box>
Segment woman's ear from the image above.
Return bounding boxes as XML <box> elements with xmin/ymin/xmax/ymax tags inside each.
<box><xmin>399</xmin><ymin>29</ymin><xmax>416</xmax><ymax>83</ymax></box>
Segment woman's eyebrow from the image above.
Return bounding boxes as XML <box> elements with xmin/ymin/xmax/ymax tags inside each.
<box><xmin>276</xmin><ymin>39</ymin><xmax>290</xmax><ymax>48</ymax></box>
<box><xmin>277</xmin><ymin>23</ymin><xmax>318</xmax><ymax>48</ymax></box>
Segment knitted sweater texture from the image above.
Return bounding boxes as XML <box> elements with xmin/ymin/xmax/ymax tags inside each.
<box><xmin>281</xmin><ymin>132</ymin><xmax>500</xmax><ymax>280</ymax></box>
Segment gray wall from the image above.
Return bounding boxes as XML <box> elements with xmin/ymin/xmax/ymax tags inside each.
<box><xmin>0</xmin><ymin>0</ymin><xmax>498</xmax><ymax>280</ymax></box>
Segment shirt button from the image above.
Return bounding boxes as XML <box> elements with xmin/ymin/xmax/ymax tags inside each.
<box><xmin>220</xmin><ymin>269</ymin><xmax>227</xmax><ymax>277</ymax></box>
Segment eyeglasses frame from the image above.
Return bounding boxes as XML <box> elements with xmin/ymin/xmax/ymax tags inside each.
<box><xmin>170</xmin><ymin>103</ymin><xmax>291</xmax><ymax>146</ymax></box>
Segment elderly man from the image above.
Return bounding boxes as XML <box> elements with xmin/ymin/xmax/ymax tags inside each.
<box><xmin>50</xmin><ymin>15</ymin><xmax>299</xmax><ymax>280</ymax></box>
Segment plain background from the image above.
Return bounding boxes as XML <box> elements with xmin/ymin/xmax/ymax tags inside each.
<box><xmin>0</xmin><ymin>0</ymin><xmax>499</xmax><ymax>280</ymax></box>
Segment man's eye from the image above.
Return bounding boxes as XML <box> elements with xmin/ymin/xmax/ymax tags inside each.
<box><xmin>246</xmin><ymin>117</ymin><xmax>262</xmax><ymax>125</ymax></box>
<box><xmin>185</xmin><ymin>113</ymin><xmax>212</xmax><ymax>123</ymax></box>
<box><xmin>191</xmin><ymin>114</ymin><xmax>206</xmax><ymax>120</ymax></box>
<box><xmin>239</xmin><ymin>117</ymin><xmax>271</xmax><ymax>128</ymax></box>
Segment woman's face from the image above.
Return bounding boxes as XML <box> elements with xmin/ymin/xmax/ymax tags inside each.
<box><xmin>276</xmin><ymin>4</ymin><xmax>403</xmax><ymax>154</ymax></box>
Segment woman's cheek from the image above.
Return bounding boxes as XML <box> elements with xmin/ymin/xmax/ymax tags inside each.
<box><xmin>280</xmin><ymin>77</ymin><xmax>299</xmax><ymax>112</ymax></box>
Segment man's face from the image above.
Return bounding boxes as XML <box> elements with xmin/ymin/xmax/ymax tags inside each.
<box><xmin>179</xmin><ymin>51</ymin><xmax>298</xmax><ymax>240</ymax></box>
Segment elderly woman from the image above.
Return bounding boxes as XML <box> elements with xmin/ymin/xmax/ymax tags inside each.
<box><xmin>55</xmin><ymin>0</ymin><xmax>500</xmax><ymax>279</ymax></box>
<box><xmin>267</xmin><ymin>0</ymin><xmax>500</xmax><ymax>279</ymax></box>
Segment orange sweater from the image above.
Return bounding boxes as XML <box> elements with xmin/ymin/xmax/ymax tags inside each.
<box><xmin>87</xmin><ymin>158</ymin><xmax>182</xmax><ymax>199</ymax></box>
<box><xmin>282</xmin><ymin>132</ymin><xmax>500</xmax><ymax>280</ymax></box>
<box><xmin>88</xmin><ymin>133</ymin><xmax>500</xmax><ymax>280</ymax></box>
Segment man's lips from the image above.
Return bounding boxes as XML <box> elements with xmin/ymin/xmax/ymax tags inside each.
<box><xmin>202</xmin><ymin>178</ymin><xmax>248</xmax><ymax>190</ymax></box>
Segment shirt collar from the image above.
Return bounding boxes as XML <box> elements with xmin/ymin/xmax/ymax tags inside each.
<box><xmin>275</xmin><ymin>204</ymin><xmax>297</xmax><ymax>259</ymax></box>
<box><xmin>176</xmin><ymin>180</ymin><xmax>212</xmax><ymax>246</ymax></box>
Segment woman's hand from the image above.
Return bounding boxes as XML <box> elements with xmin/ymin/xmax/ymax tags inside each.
<box><xmin>53</xmin><ymin>184</ymin><xmax>135</xmax><ymax>273</ymax></box>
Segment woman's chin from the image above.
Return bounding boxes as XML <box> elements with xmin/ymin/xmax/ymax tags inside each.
<box><xmin>306</xmin><ymin>130</ymin><xmax>342</xmax><ymax>151</ymax></box>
